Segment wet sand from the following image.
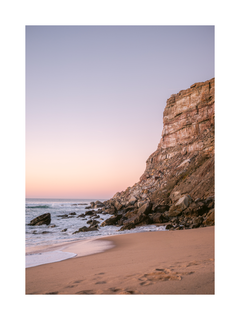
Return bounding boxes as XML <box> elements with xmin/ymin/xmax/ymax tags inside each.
<box><xmin>26</xmin><ymin>226</ymin><xmax>214</xmax><ymax>294</ymax></box>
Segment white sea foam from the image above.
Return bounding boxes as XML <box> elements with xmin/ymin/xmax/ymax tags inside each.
<box><xmin>25</xmin><ymin>198</ymin><xmax>166</xmax><ymax>267</ymax></box>
<box><xmin>26</xmin><ymin>250</ymin><xmax>77</xmax><ymax>268</ymax></box>
<box><xmin>26</xmin><ymin>239</ymin><xmax>115</xmax><ymax>268</ymax></box>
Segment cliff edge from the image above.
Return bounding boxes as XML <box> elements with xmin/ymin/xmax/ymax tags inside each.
<box><xmin>94</xmin><ymin>78</ymin><xmax>215</xmax><ymax>231</ymax></box>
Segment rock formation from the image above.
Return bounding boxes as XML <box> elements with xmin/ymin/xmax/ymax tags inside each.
<box><xmin>28</xmin><ymin>213</ymin><xmax>51</xmax><ymax>226</ymax></box>
<box><xmin>97</xmin><ymin>78</ymin><xmax>215</xmax><ymax>230</ymax></box>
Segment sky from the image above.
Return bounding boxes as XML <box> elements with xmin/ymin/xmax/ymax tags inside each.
<box><xmin>26</xmin><ymin>26</ymin><xmax>214</xmax><ymax>199</ymax></box>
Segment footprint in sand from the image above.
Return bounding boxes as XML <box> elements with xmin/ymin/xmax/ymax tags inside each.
<box><xmin>74</xmin><ymin>280</ymin><xmax>83</xmax><ymax>284</ymax></box>
<box><xmin>138</xmin><ymin>268</ymin><xmax>184</xmax><ymax>285</ymax></box>
<box><xmin>76</xmin><ymin>290</ymin><xmax>95</xmax><ymax>294</ymax></box>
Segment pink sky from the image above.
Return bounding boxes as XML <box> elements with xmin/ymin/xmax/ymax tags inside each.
<box><xmin>26</xmin><ymin>26</ymin><xmax>214</xmax><ymax>199</ymax></box>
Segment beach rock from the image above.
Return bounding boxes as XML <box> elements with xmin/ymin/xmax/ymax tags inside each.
<box><xmin>104</xmin><ymin>207</ymin><xmax>116</xmax><ymax>215</ymax></box>
<box><xmin>85</xmin><ymin>210</ymin><xmax>95</xmax><ymax>216</ymax></box>
<box><xmin>72</xmin><ymin>225</ymin><xmax>98</xmax><ymax>234</ymax></box>
<box><xmin>57</xmin><ymin>214</ymin><xmax>68</xmax><ymax>218</ymax></box>
<box><xmin>87</xmin><ymin>219</ymin><xmax>99</xmax><ymax>225</ymax></box>
<box><xmin>123</xmin><ymin>210</ymin><xmax>148</xmax><ymax>227</ymax></box>
<box><xmin>204</xmin><ymin>209</ymin><xmax>214</xmax><ymax>226</ymax></box>
<box><xmin>137</xmin><ymin>201</ymin><xmax>152</xmax><ymax>216</ymax></box>
<box><xmin>119</xmin><ymin>223</ymin><xmax>136</xmax><ymax>231</ymax></box>
<box><xmin>122</xmin><ymin>205</ymin><xmax>136</xmax><ymax>213</ymax></box>
<box><xmin>192</xmin><ymin>216</ymin><xmax>203</xmax><ymax>225</ymax></box>
<box><xmin>152</xmin><ymin>212</ymin><xmax>169</xmax><ymax>223</ymax></box>
<box><xmin>69</xmin><ymin>212</ymin><xmax>76</xmax><ymax>215</ymax></box>
<box><xmin>101</xmin><ymin>215</ymin><xmax>121</xmax><ymax>227</ymax></box>
<box><xmin>168</xmin><ymin>195</ymin><xmax>192</xmax><ymax>217</ymax></box>
<box><xmin>77</xmin><ymin>213</ymin><xmax>85</xmax><ymax>218</ymax></box>
<box><xmin>92</xmin><ymin>214</ymin><xmax>100</xmax><ymax>219</ymax></box>
<box><xmin>152</xmin><ymin>204</ymin><xmax>170</xmax><ymax>213</ymax></box>
<box><xmin>114</xmin><ymin>200</ymin><xmax>122</xmax><ymax>211</ymax></box>
<box><xmin>28</xmin><ymin>213</ymin><xmax>51</xmax><ymax>226</ymax></box>
<box><xmin>128</xmin><ymin>196</ymin><xmax>137</xmax><ymax>205</ymax></box>
<box><xmin>94</xmin><ymin>201</ymin><xmax>104</xmax><ymax>208</ymax></box>
<box><xmin>61</xmin><ymin>228</ymin><xmax>67</xmax><ymax>232</ymax></box>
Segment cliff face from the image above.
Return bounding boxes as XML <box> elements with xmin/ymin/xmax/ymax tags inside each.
<box><xmin>141</xmin><ymin>78</ymin><xmax>214</xmax><ymax>182</ymax></box>
<box><xmin>101</xmin><ymin>78</ymin><xmax>215</xmax><ymax>231</ymax></box>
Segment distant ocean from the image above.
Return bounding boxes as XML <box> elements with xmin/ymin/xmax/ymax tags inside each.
<box><xmin>25</xmin><ymin>198</ymin><xmax>165</xmax><ymax>267</ymax></box>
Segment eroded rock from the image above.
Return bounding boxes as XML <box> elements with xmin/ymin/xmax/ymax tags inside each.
<box><xmin>28</xmin><ymin>213</ymin><xmax>51</xmax><ymax>226</ymax></box>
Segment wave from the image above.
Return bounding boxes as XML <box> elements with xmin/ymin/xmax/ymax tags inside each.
<box><xmin>26</xmin><ymin>205</ymin><xmax>51</xmax><ymax>209</ymax></box>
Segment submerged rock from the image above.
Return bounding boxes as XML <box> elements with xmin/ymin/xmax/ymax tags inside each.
<box><xmin>72</xmin><ymin>225</ymin><xmax>98</xmax><ymax>234</ymax></box>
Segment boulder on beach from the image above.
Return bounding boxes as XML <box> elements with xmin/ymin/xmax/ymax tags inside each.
<box><xmin>28</xmin><ymin>213</ymin><xmax>51</xmax><ymax>226</ymax></box>
<box><xmin>168</xmin><ymin>195</ymin><xmax>192</xmax><ymax>217</ymax></box>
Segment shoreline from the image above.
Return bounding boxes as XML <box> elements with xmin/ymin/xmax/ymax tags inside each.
<box><xmin>26</xmin><ymin>226</ymin><xmax>214</xmax><ymax>294</ymax></box>
<box><xmin>26</xmin><ymin>236</ymin><xmax>116</xmax><ymax>268</ymax></box>
<box><xmin>25</xmin><ymin>224</ymin><xmax>167</xmax><ymax>268</ymax></box>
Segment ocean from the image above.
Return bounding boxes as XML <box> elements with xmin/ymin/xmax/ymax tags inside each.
<box><xmin>25</xmin><ymin>198</ymin><xmax>166</xmax><ymax>267</ymax></box>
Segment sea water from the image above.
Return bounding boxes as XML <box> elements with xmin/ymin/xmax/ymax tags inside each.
<box><xmin>25</xmin><ymin>198</ymin><xmax>166</xmax><ymax>267</ymax></box>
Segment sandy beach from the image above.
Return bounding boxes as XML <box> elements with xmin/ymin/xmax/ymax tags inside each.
<box><xmin>26</xmin><ymin>226</ymin><xmax>214</xmax><ymax>294</ymax></box>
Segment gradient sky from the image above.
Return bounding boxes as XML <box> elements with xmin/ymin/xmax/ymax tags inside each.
<box><xmin>26</xmin><ymin>26</ymin><xmax>214</xmax><ymax>199</ymax></box>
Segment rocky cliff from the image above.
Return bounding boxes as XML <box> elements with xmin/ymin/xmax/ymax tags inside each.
<box><xmin>94</xmin><ymin>78</ymin><xmax>215</xmax><ymax>231</ymax></box>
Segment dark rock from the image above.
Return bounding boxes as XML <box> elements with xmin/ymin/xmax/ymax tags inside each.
<box><xmin>72</xmin><ymin>225</ymin><xmax>98</xmax><ymax>234</ymax></box>
<box><xmin>204</xmin><ymin>209</ymin><xmax>214</xmax><ymax>226</ymax></box>
<box><xmin>77</xmin><ymin>214</ymin><xmax>85</xmax><ymax>218</ymax></box>
<box><xmin>87</xmin><ymin>219</ymin><xmax>99</xmax><ymax>225</ymax></box>
<box><xmin>191</xmin><ymin>223</ymin><xmax>201</xmax><ymax>229</ymax></box>
<box><xmin>192</xmin><ymin>216</ymin><xmax>203</xmax><ymax>225</ymax></box>
<box><xmin>85</xmin><ymin>210</ymin><xmax>95</xmax><ymax>216</ymax></box>
<box><xmin>168</xmin><ymin>195</ymin><xmax>192</xmax><ymax>217</ymax></box>
<box><xmin>28</xmin><ymin>213</ymin><xmax>51</xmax><ymax>226</ymax></box>
<box><xmin>152</xmin><ymin>204</ymin><xmax>170</xmax><ymax>213</ymax></box>
<box><xmin>119</xmin><ymin>223</ymin><xmax>136</xmax><ymax>231</ymax></box>
<box><xmin>165</xmin><ymin>224</ymin><xmax>174</xmax><ymax>230</ymax></box>
<box><xmin>122</xmin><ymin>205</ymin><xmax>136</xmax><ymax>213</ymax></box>
<box><xmin>114</xmin><ymin>200</ymin><xmax>123</xmax><ymax>211</ymax></box>
<box><xmin>69</xmin><ymin>212</ymin><xmax>76</xmax><ymax>215</ymax></box>
<box><xmin>93</xmin><ymin>201</ymin><xmax>104</xmax><ymax>208</ymax></box>
<box><xmin>104</xmin><ymin>207</ymin><xmax>116</xmax><ymax>215</ymax></box>
<box><xmin>116</xmin><ymin>217</ymin><xmax>127</xmax><ymax>226</ymax></box>
<box><xmin>101</xmin><ymin>215</ymin><xmax>121</xmax><ymax>227</ymax></box>
<box><xmin>175</xmin><ymin>226</ymin><xmax>184</xmax><ymax>230</ymax></box>
<box><xmin>137</xmin><ymin>202</ymin><xmax>152</xmax><ymax>215</ymax></box>
<box><xmin>152</xmin><ymin>212</ymin><xmax>169</xmax><ymax>223</ymax></box>
<box><xmin>122</xmin><ymin>210</ymin><xmax>149</xmax><ymax>227</ymax></box>
<box><xmin>61</xmin><ymin>228</ymin><xmax>67</xmax><ymax>232</ymax></box>
<box><xmin>89</xmin><ymin>220</ymin><xmax>99</xmax><ymax>227</ymax></box>
<box><xmin>57</xmin><ymin>214</ymin><xmax>68</xmax><ymax>218</ymax></box>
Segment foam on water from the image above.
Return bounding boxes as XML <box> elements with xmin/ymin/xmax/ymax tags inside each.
<box><xmin>26</xmin><ymin>198</ymin><xmax>166</xmax><ymax>267</ymax></box>
<box><xmin>26</xmin><ymin>251</ymin><xmax>77</xmax><ymax>268</ymax></box>
<box><xmin>26</xmin><ymin>239</ymin><xmax>115</xmax><ymax>268</ymax></box>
